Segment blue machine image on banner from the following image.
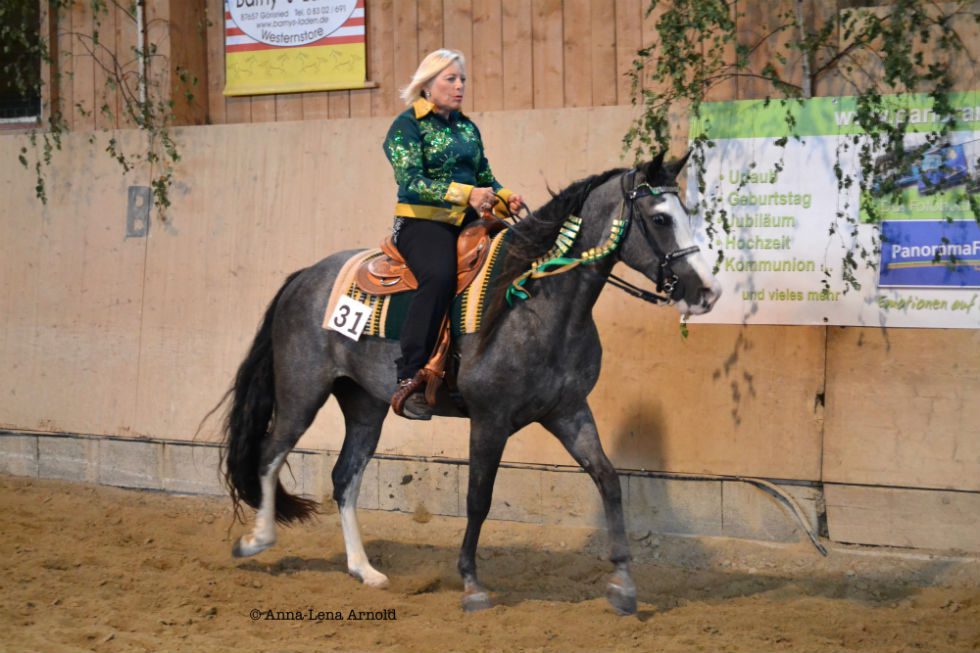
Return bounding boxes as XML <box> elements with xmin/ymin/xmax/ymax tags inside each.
<box><xmin>917</xmin><ymin>143</ymin><xmax>971</xmax><ymax>194</ymax></box>
<box><xmin>879</xmin><ymin>220</ymin><xmax>980</xmax><ymax>288</ymax></box>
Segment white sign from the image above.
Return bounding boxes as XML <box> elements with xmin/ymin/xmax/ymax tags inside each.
<box><xmin>686</xmin><ymin>93</ymin><xmax>980</xmax><ymax>329</ymax></box>
<box><xmin>327</xmin><ymin>295</ymin><xmax>372</xmax><ymax>341</ymax></box>
<box><xmin>228</xmin><ymin>0</ymin><xmax>357</xmax><ymax>47</ymax></box>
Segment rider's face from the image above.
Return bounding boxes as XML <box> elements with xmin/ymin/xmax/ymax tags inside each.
<box><xmin>426</xmin><ymin>63</ymin><xmax>465</xmax><ymax>115</ymax></box>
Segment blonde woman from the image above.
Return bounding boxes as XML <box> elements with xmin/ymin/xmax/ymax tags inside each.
<box><xmin>384</xmin><ymin>49</ymin><xmax>523</xmax><ymax>418</ymax></box>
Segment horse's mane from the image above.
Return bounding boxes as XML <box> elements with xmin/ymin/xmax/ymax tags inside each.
<box><xmin>477</xmin><ymin>167</ymin><xmax>627</xmax><ymax>353</ymax></box>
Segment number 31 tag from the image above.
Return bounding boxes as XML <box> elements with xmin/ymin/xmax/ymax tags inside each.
<box><xmin>327</xmin><ymin>295</ymin><xmax>372</xmax><ymax>341</ymax></box>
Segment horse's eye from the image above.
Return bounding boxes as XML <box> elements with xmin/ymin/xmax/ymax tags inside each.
<box><xmin>652</xmin><ymin>213</ymin><xmax>672</xmax><ymax>226</ymax></box>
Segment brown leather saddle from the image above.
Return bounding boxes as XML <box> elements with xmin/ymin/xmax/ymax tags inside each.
<box><xmin>354</xmin><ymin>217</ymin><xmax>508</xmax><ymax>412</ymax></box>
<box><xmin>355</xmin><ymin>217</ymin><xmax>507</xmax><ymax>296</ymax></box>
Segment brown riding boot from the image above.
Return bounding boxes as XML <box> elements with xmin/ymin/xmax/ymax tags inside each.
<box><xmin>391</xmin><ymin>369</ymin><xmax>433</xmax><ymax>420</ymax></box>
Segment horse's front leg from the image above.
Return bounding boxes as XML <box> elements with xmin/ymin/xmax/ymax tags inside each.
<box><xmin>542</xmin><ymin>403</ymin><xmax>637</xmax><ymax>616</ymax></box>
<box><xmin>457</xmin><ymin>420</ymin><xmax>509</xmax><ymax>612</ymax></box>
<box><xmin>332</xmin><ymin>381</ymin><xmax>390</xmax><ymax>588</ymax></box>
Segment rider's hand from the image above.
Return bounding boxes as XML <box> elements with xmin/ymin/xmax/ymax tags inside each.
<box><xmin>507</xmin><ymin>194</ymin><xmax>524</xmax><ymax>214</ymax></box>
<box><xmin>468</xmin><ymin>187</ymin><xmax>496</xmax><ymax>214</ymax></box>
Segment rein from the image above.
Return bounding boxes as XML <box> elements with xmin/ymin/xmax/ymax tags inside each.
<box><xmin>502</xmin><ymin>169</ymin><xmax>701</xmax><ymax>306</ymax></box>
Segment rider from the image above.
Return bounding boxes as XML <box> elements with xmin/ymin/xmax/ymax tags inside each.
<box><xmin>384</xmin><ymin>49</ymin><xmax>523</xmax><ymax>418</ymax></box>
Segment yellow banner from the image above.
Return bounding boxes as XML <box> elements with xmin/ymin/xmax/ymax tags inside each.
<box><xmin>224</xmin><ymin>0</ymin><xmax>366</xmax><ymax>96</ymax></box>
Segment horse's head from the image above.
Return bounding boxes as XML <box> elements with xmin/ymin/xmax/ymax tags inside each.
<box><xmin>614</xmin><ymin>152</ymin><xmax>721</xmax><ymax>316</ymax></box>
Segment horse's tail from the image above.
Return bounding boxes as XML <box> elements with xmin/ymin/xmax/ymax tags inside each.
<box><xmin>221</xmin><ymin>268</ymin><xmax>318</xmax><ymax>525</ymax></box>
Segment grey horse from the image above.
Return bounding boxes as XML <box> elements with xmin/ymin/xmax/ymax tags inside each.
<box><xmin>219</xmin><ymin>153</ymin><xmax>721</xmax><ymax>615</ymax></box>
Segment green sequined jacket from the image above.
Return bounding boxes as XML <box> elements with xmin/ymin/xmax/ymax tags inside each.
<box><xmin>383</xmin><ymin>98</ymin><xmax>512</xmax><ymax>227</ymax></box>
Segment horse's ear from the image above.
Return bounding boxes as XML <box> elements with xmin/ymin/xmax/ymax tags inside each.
<box><xmin>666</xmin><ymin>150</ymin><xmax>692</xmax><ymax>180</ymax></box>
<box><xmin>643</xmin><ymin>151</ymin><xmax>667</xmax><ymax>179</ymax></box>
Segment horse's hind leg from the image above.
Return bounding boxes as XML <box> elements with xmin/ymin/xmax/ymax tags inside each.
<box><xmin>233</xmin><ymin>385</ymin><xmax>329</xmax><ymax>558</ymax></box>
<box><xmin>332</xmin><ymin>378</ymin><xmax>390</xmax><ymax>588</ymax></box>
<box><xmin>232</xmin><ymin>446</ymin><xmax>288</xmax><ymax>557</ymax></box>
<box><xmin>542</xmin><ymin>402</ymin><xmax>637</xmax><ymax>616</ymax></box>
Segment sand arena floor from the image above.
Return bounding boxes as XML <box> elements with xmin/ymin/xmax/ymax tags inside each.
<box><xmin>1</xmin><ymin>475</ymin><xmax>978</xmax><ymax>652</ymax></box>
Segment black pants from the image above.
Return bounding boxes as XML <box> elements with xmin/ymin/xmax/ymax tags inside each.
<box><xmin>393</xmin><ymin>211</ymin><xmax>476</xmax><ymax>380</ymax></box>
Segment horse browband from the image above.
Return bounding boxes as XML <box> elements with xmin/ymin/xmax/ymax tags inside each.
<box><xmin>626</xmin><ymin>183</ymin><xmax>680</xmax><ymax>200</ymax></box>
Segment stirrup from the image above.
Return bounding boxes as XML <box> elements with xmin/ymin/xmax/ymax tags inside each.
<box><xmin>391</xmin><ymin>370</ymin><xmax>432</xmax><ymax>420</ymax></box>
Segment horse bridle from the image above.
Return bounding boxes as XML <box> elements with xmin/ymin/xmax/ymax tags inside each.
<box><xmin>500</xmin><ymin>167</ymin><xmax>701</xmax><ymax>305</ymax></box>
<box><xmin>605</xmin><ymin>169</ymin><xmax>701</xmax><ymax>304</ymax></box>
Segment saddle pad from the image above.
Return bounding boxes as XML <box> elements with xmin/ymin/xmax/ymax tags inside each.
<box><xmin>322</xmin><ymin>230</ymin><xmax>509</xmax><ymax>340</ymax></box>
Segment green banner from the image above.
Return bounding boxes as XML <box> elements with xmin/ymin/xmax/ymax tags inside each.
<box><xmin>691</xmin><ymin>92</ymin><xmax>980</xmax><ymax>139</ymax></box>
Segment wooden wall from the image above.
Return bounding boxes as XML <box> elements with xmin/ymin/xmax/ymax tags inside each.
<box><xmin>42</xmin><ymin>0</ymin><xmax>641</xmax><ymax>127</ymax></box>
<box><xmin>0</xmin><ymin>106</ymin><xmax>829</xmax><ymax>483</ymax></box>
<box><xmin>45</xmin><ymin>0</ymin><xmax>139</xmax><ymax>131</ymax></box>
<box><xmin>49</xmin><ymin>0</ymin><xmax>654</xmax><ymax>128</ymax></box>
<box><xmin>204</xmin><ymin>0</ymin><xmax>654</xmax><ymax>124</ymax></box>
<box><xmin>8</xmin><ymin>0</ymin><xmax>979</xmax><ymax>549</ymax></box>
<box><xmin>41</xmin><ymin>0</ymin><xmax>208</xmax><ymax>131</ymax></box>
<box><xmin>43</xmin><ymin>0</ymin><xmax>980</xmax><ymax>129</ymax></box>
<box><xmin>2</xmin><ymin>107</ymin><xmax>978</xmax><ymax>494</ymax></box>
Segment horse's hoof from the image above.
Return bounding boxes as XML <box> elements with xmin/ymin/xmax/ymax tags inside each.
<box><xmin>606</xmin><ymin>576</ymin><xmax>637</xmax><ymax>616</ymax></box>
<box><xmin>348</xmin><ymin>567</ymin><xmax>390</xmax><ymax>589</ymax></box>
<box><xmin>462</xmin><ymin>591</ymin><xmax>492</xmax><ymax>612</ymax></box>
<box><xmin>232</xmin><ymin>536</ymin><xmax>275</xmax><ymax>558</ymax></box>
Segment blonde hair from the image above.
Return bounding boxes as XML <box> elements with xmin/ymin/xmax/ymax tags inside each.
<box><xmin>399</xmin><ymin>49</ymin><xmax>466</xmax><ymax>106</ymax></box>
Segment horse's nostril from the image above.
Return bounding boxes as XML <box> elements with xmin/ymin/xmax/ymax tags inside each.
<box><xmin>700</xmin><ymin>286</ymin><xmax>720</xmax><ymax>308</ymax></box>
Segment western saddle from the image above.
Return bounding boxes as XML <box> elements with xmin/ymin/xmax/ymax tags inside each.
<box><xmin>354</xmin><ymin>217</ymin><xmax>508</xmax><ymax>414</ymax></box>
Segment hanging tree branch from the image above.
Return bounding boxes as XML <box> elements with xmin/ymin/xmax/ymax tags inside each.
<box><xmin>2</xmin><ymin>0</ymin><xmax>196</xmax><ymax>214</ymax></box>
<box><xmin>626</xmin><ymin>0</ymin><xmax>980</xmax><ymax>293</ymax></box>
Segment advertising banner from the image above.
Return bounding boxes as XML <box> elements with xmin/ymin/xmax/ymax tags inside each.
<box><xmin>686</xmin><ymin>92</ymin><xmax>980</xmax><ymax>328</ymax></box>
<box><xmin>224</xmin><ymin>0</ymin><xmax>367</xmax><ymax>96</ymax></box>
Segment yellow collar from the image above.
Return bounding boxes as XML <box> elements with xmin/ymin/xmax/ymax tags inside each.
<box><xmin>412</xmin><ymin>97</ymin><xmax>465</xmax><ymax>121</ymax></box>
<box><xmin>412</xmin><ymin>98</ymin><xmax>435</xmax><ymax>119</ymax></box>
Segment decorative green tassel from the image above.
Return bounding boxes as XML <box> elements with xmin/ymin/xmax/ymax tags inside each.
<box><xmin>506</xmin><ymin>207</ymin><xmax>629</xmax><ymax>306</ymax></box>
